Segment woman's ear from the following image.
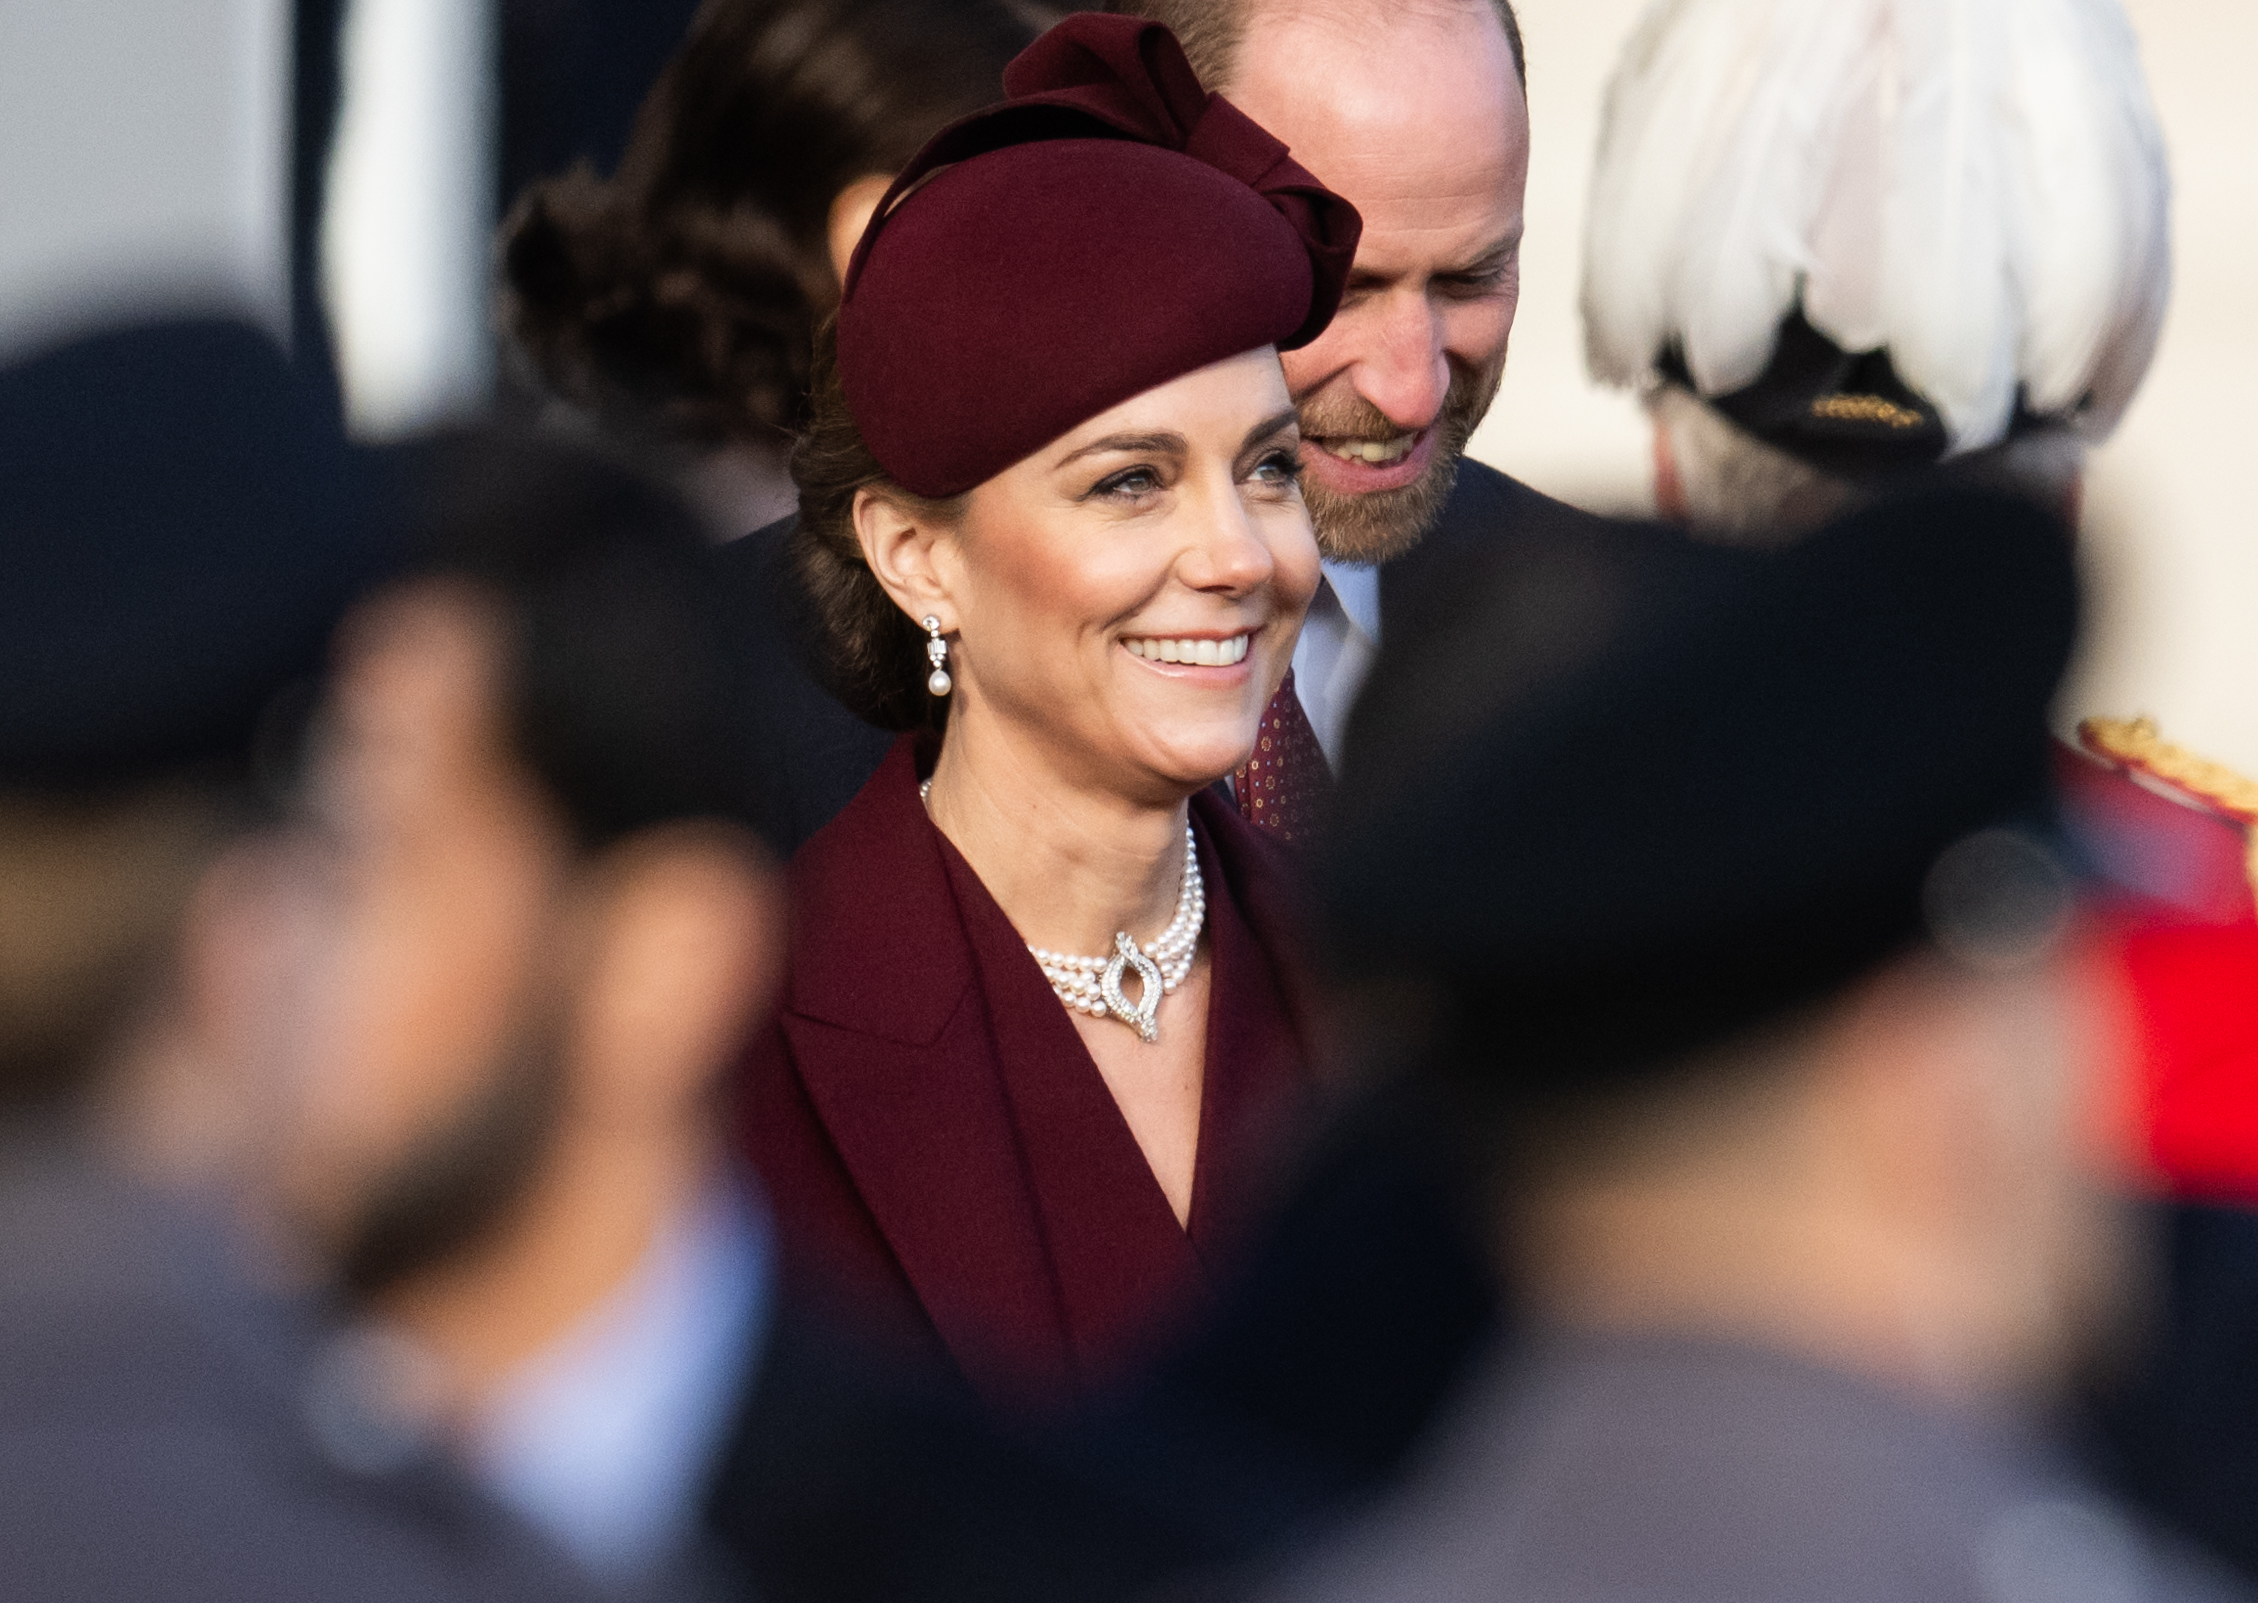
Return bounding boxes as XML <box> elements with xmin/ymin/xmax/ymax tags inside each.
<box><xmin>827</xmin><ymin>174</ymin><xmax>896</xmax><ymax>288</ymax></box>
<box><xmin>854</xmin><ymin>486</ymin><xmax>958</xmax><ymax>632</ymax></box>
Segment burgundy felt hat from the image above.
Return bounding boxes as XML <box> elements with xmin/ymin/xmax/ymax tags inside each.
<box><xmin>835</xmin><ymin>14</ymin><xmax>1361</xmax><ymax>499</ymax></box>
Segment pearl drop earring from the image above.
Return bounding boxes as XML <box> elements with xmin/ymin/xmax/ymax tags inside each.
<box><xmin>923</xmin><ymin>615</ymin><xmax>952</xmax><ymax>697</ymax></box>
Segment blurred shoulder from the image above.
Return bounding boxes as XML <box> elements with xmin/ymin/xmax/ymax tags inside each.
<box><xmin>0</xmin><ymin>1138</ymin><xmax>598</xmax><ymax>1603</ymax></box>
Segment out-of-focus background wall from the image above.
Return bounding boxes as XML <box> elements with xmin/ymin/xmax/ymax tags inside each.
<box><xmin>0</xmin><ymin>0</ymin><xmax>290</xmax><ymax>358</ymax></box>
<box><xmin>3</xmin><ymin>0</ymin><xmax>2251</xmax><ymax>769</ymax></box>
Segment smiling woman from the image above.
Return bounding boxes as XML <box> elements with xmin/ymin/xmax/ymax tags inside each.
<box><xmin>739</xmin><ymin>14</ymin><xmax>1360</xmax><ymax>1404</ymax></box>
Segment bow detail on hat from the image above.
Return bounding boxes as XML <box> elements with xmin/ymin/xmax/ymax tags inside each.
<box><xmin>843</xmin><ymin>15</ymin><xmax>1359</xmax><ymax>349</ymax></box>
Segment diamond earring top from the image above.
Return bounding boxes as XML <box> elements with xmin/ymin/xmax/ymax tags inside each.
<box><xmin>922</xmin><ymin>615</ymin><xmax>952</xmax><ymax>697</ymax></box>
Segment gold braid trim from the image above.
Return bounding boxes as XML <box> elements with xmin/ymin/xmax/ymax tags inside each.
<box><xmin>2078</xmin><ymin>715</ymin><xmax>2258</xmax><ymax>904</ymax></box>
<box><xmin>1808</xmin><ymin>393</ymin><xmax>1926</xmax><ymax>430</ymax></box>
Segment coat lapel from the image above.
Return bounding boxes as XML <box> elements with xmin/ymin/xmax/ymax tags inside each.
<box><xmin>777</xmin><ymin>738</ymin><xmax>1073</xmax><ymax>1399</ymax></box>
<box><xmin>1182</xmin><ymin>794</ymin><xmax>1315</xmax><ymax>1253</ymax></box>
<box><xmin>939</xmin><ymin>839</ymin><xmax>1206</xmax><ymax>1384</ymax></box>
<box><xmin>775</xmin><ymin>741</ymin><xmax>1323</xmax><ymax>1401</ymax></box>
<box><xmin>1191</xmin><ymin>787</ymin><xmax>1322</xmax><ymax>1064</ymax></box>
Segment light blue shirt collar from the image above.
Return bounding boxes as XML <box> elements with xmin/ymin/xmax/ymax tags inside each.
<box><xmin>466</xmin><ymin>1178</ymin><xmax>773</xmax><ymax>1583</ymax></box>
<box><xmin>1321</xmin><ymin>559</ymin><xmax>1383</xmax><ymax>645</ymax></box>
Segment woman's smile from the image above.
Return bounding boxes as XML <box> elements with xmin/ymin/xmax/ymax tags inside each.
<box><xmin>1120</xmin><ymin>631</ymin><xmax>1255</xmax><ymax>669</ymax></box>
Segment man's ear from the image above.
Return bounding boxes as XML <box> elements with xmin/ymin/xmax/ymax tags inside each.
<box><xmin>565</xmin><ymin>822</ymin><xmax>782</xmax><ymax>1133</ymax></box>
<box><xmin>854</xmin><ymin>486</ymin><xmax>960</xmax><ymax>634</ymax></box>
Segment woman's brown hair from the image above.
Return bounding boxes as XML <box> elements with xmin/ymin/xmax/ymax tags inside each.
<box><xmin>787</xmin><ymin>320</ymin><xmax>964</xmax><ymax>731</ymax></box>
<box><xmin>500</xmin><ymin>0</ymin><xmax>1049</xmax><ymax>451</ymax></box>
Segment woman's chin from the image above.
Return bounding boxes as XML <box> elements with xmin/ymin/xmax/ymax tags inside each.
<box><xmin>1122</xmin><ymin>728</ymin><xmax>1262</xmax><ymax>796</ymax></box>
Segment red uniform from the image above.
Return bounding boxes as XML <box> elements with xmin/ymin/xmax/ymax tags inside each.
<box><xmin>2060</xmin><ymin>736</ymin><xmax>2258</xmax><ymax>1204</ymax></box>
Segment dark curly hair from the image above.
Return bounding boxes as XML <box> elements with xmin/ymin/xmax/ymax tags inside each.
<box><xmin>500</xmin><ymin>0</ymin><xmax>1049</xmax><ymax>451</ymax></box>
<box><xmin>786</xmin><ymin>319</ymin><xmax>964</xmax><ymax>732</ymax></box>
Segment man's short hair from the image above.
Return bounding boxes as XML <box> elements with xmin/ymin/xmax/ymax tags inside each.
<box><xmin>389</xmin><ymin>429</ymin><xmax>782</xmax><ymax>855</ymax></box>
<box><xmin>1105</xmin><ymin>0</ymin><xmax>1526</xmax><ymax>92</ymax></box>
<box><xmin>1651</xmin><ymin>384</ymin><xmax>2089</xmax><ymax>544</ymax></box>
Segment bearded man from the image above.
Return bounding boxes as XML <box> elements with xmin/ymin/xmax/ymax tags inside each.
<box><xmin>1105</xmin><ymin>0</ymin><xmax>1595</xmax><ymax>803</ymax></box>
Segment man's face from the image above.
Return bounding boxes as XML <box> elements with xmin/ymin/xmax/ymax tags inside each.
<box><xmin>1223</xmin><ymin>1</ymin><xmax>1530</xmax><ymax>564</ymax></box>
<box><xmin>268</xmin><ymin>582</ymin><xmax>576</xmax><ymax>1295</ymax></box>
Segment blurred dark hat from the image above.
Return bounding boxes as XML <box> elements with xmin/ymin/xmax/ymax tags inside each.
<box><xmin>1318</xmin><ymin>486</ymin><xmax>2081</xmax><ymax>1093</ymax></box>
<box><xmin>0</xmin><ymin>319</ymin><xmax>392</xmax><ymax>791</ymax></box>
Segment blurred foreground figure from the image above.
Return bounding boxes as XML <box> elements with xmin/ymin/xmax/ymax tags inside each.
<box><xmin>1576</xmin><ymin>0</ymin><xmax>2251</xmax><ymax>959</ymax></box>
<box><xmin>1265</xmin><ymin>488</ymin><xmax>2247</xmax><ymax>1602</ymax></box>
<box><xmin>260</xmin><ymin>432</ymin><xmax>784</xmax><ymax>1590</ymax></box>
<box><xmin>1583</xmin><ymin>1</ymin><xmax>2258</xmax><ymax>1567</ymax></box>
<box><xmin>0</xmin><ymin>323</ymin><xmax>601</xmax><ymax>1601</ymax></box>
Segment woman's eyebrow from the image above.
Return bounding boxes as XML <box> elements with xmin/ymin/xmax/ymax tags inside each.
<box><xmin>1239</xmin><ymin>409</ymin><xmax>1301</xmax><ymax>452</ymax></box>
<box><xmin>1053</xmin><ymin>431</ymin><xmax>1186</xmax><ymax>468</ymax></box>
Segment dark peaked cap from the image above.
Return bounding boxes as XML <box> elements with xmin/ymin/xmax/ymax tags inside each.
<box><xmin>0</xmin><ymin>320</ymin><xmax>390</xmax><ymax>790</ymax></box>
<box><xmin>1319</xmin><ymin>487</ymin><xmax>2080</xmax><ymax>1090</ymax></box>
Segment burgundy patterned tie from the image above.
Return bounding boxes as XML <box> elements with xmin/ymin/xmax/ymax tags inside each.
<box><xmin>1234</xmin><ymin>668</ymin><xmax>1332</xmax><ymax>844</ymax></box>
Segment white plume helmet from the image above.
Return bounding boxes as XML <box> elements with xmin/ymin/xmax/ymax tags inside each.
<box><xmin>1582</xmin><ymin>0</ymin><xmax>2172</xmax><ymax>455</ymax></box>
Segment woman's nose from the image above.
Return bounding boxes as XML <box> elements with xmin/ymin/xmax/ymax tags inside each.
<box><xmin>1180</xmin><ymin>479</ymin><xmax>1277</xmax><ymax>594</ymax></box>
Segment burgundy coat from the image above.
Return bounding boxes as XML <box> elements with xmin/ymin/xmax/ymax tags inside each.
<box><xmin>740</xmin><ymin>736</ymin><xmax>1315</xmax><ymax>1407</ymax></box>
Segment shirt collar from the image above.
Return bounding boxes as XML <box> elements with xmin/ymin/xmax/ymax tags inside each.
<box><xmin>466</xmin><ymin>1179</ymin><xmax>773</xmax><ymax>1582</ymax></box>
<box><xmin>1320</xmin><ymin>559</ymin><xmax>1382</xmax><ymax>644</ymax></box>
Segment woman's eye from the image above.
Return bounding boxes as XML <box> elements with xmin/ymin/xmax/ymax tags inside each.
<box><xmin>1252</xmin><ymin>449</ymin><xmax>1303</xmax><ymax>486</ymax></box>
<box><xmin>1093</xmin><ymin>467</ymin><xmax>1163</xmax><ymax>499</ymax></box>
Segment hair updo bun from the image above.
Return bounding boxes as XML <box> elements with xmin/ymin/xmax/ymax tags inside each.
<box><xmin>499</xmin><ymin>0</ymin><xmax>1049</xmax><ymax>449</ymax></box>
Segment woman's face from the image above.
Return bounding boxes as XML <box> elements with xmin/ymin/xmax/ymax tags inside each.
<box><xmin>922</xmin><ymin>348</ymin><xmax>1320</xmax><ymax>799</ymax></box>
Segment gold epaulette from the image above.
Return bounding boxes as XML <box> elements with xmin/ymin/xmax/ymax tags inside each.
<box><xmin>2078</xmin><ymin>715</ymin><xmax>2258</xmax><ymax>903</ymax></box>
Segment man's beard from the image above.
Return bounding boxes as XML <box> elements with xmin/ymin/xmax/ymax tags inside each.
<box><xmin>1299</xmin><ymin>357</ymin><xmax>1504</xmax><ymax>565</ymax></box>
<box><xmin>333</xmin><ymin>1030</ymin><xmax>567</xmax><ymax>1300</ymax></box>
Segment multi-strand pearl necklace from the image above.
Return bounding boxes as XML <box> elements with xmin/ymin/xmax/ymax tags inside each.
<box><xmin>922</xmin><ymin>779</ymin><xmax>1205</xmax><ymax>1043</ymax></box>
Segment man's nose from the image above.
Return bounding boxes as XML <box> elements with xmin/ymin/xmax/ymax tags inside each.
<box><xmin>1347</xmin><ymin>290</ymin><xmax>1452</xmax><ymax>431</ymax></box>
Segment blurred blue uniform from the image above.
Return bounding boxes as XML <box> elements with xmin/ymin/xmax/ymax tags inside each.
<box><xmin>1258</xmin><ymin>1333</ymin><xmax>2249</xmax><ymax>1603</ymax></box>
<box><xmin>0</xmin><ymin>1125</ymin><xmax>621</xmax><ymax>1603</ymax></box>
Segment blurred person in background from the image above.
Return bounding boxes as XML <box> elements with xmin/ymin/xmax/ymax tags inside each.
<box><xmin>1264</xmin><ymin>486</ymin><xmax>2250</xmax><ymax>1602</ymax></box>
<box><xmin>500</xmin><ymin>0</ymin><xmax>1049</xmax><ymax>539</ymax></box>
<box><xmin>1583</xmin><ymin>0</ymin><xmax>2165</xmax><ymax>546</ymax></box>
<box><xmin>1581</xmin><ymin>0</ymin><xmax>2258</xmax><ymax>1567</ymax></box>
<box><xmin>501</xmin><ymin>0</ymin><xmax>1054</xmax><ymax>848</ymax></box>
<box><xmin>257</xmin><ymin>430</ymin><xmax>784</xmax><ymax>1592</ymax></box>
<box><xmin>1576</xmin><ymin>0</ymin><xmax>2239</xmax><ymax>940</ymax></box>
<box><xmin>738</xmin><ymin>13</ymin><xmax>1356</xmax><ymax>1408</ymax></box>
<box><xmin>0</xmin><ymin>320</ymin><xmax>610</xmax><ymax>1603</ymax></box>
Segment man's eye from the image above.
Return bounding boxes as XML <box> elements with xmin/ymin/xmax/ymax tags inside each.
<box><xmin>1094</xmin><ymin>467</ymin><xmax>1162</xmax><ymax>499</ymax></box>
<box><xmin>1435</xmin><ymin>268</ymin><xmax>1513</xmax><ymax>299</ymax></box>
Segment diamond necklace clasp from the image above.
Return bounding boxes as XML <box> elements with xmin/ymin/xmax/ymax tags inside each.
<box><xmin>1099</xmin><ymin>931</ymin><xmax>1165</xmax><ymax>1043</ymax></box>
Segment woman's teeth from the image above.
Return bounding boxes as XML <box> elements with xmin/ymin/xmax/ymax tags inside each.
<box><xmin>1321</xmin><ymin>433</ymin><xmax>1417</xmax><ymax>465</ymax></box>
<box><xmin>1124</xmin><ymin>634</ymin><xmax>1252</xmax><ymax>666</ymax></box>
